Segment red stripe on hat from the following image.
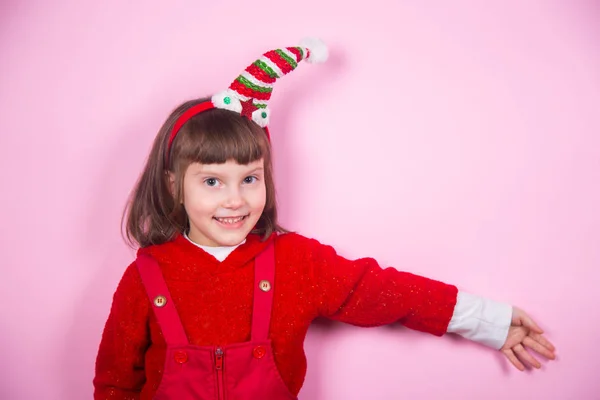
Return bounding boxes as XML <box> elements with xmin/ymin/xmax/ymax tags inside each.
<box><xmin>246</xmin><ymin>64</ymin><xmax>276</xmax><ymax>84</ymax></box>
<box><xmin>287</xmin><ymin>47</ymin><xmax>302</xmax><ymax>61</ymax></box>
<box><xmin>264</xmin><ymin>50</ymin><xmax>294</xmax><ymax>75</ymax></box>
<box><xmin>230</xmin><ymin>80</ymin><xmax>272</xmax><ymax>101</ymax></box>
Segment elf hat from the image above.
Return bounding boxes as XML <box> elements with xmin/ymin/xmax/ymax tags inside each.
<box><xmin>166</xmin><ymin>37</ymin><xmax>328</xmax><ymax>163</ymax></box>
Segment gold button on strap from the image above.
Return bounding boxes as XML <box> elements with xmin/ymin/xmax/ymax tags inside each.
<box><xmin>153</xmin><ymin>295</ymin><xmax>167</xmax><ymax>307</ymax></box>
<box><xmin>258</xmin><ymin>280</ymin><xmax>271</xmax><ymax>292</ymax></box>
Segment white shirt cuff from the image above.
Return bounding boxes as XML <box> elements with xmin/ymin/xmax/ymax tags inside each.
<box><xmin>446</xmin><ymin>291</ymin><xmax>513</xmax><ymax>350</ymax></box>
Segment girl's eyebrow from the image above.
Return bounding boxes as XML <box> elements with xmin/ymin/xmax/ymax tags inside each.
<box><xmin>193</xmin><ymin>167</ymin><xmax>264</xmax><ymax>176</ymax></box>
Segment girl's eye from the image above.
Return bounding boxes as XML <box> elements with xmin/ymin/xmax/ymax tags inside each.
<box><xmin>244</xmin><ymin>176</ymin><xmax>258</xmax><ymax>184</ymax></box>
<box><xmin>205</xmin><ymin>178</ymin><xmax>219</xmax><ymax>187</ymax></box>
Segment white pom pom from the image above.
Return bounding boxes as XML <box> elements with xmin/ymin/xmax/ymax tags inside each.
<box><xmin>299</xmin><ymin>37</ymin><xmax>328</xmax><ymax>64</ymax></box>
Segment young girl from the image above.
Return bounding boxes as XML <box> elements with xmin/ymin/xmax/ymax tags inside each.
<box><xmin>93</xmin><ymin>38</ymin><xmax>556</xmax><ymax>400</ymax></box>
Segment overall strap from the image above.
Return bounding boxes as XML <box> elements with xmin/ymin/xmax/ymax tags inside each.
<box><xmin>251</xmin><ymin>239</ymin><xmax>276</xmax><ymax>341</ymax></box>
<box><xmin>136</xmin><ymin>253</ymin><xmax>189</xmax><ymax>346</ymax></box>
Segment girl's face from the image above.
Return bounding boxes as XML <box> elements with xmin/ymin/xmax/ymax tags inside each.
<box><xmin>181</xmin><ymin>158</ymin><xmax>267</xmax><ymax>247</ymax></box>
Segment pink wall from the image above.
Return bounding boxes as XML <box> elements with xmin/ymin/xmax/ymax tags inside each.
<box><xmin>1</xmin><ymin>1</ymin><xmax>599</xmax><ymax>399</ymax></box>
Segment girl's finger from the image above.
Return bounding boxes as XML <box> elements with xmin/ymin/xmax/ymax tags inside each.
<box><xmin>529</xmin><ymin>331</ymin><xmax>556</xmax><ymax>352</ymax></box>
<box><xmin>513</xmin><ymin>343</ymin><xmax>541</xmax><ymax>369</ymax></box>
<box><xmin>523</xmin><ymin>336</ymin><xmax>555</xmax><ymax>360</ymax></box>
<box><xmin>502</xmin><ymin>348</ymin><xmax>525</xmax><ymax>371</ymax></box>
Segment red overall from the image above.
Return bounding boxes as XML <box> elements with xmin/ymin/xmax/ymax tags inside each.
<box><xmin>136</xmin><ymin>240</ymin><xmax>297</xmax><ymax>400</ymax></box>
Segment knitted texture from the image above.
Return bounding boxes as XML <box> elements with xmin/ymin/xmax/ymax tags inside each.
<box><xmin>212</xmin><ymin>38</ymin><xmax>328</xmax><ymax>128</ymax></box>
<box><xmin>93</xmin><ymin>232</ymin><xmax>458</xmax><ymax>399</ymax></box>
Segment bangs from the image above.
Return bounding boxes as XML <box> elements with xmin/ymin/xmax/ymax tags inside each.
<box><xmin>175</xmin><ymin>108</ymin><xmax>268</xmax><ymax>166</ymax></box>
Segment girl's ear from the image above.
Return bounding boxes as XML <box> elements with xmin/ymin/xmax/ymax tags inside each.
<box><xmin>167</xmin><ymin>171</ymin><xmax>176</xmax><ymax>197</ymax></box>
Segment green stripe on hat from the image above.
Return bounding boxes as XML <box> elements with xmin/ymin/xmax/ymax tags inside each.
<box><xmin>254</xmin><ymin>60</ymin><xmax>279</xmax><ymax>79</ymax></box>
<box><xmin>275</xmin><ymin>49</ymin><xmax>297</xmax><ymax>69</ymax></box>
<box><xmin>236</xmin><ymin>76</ymin><xmax>273</xmax><ymax>94</ymax></box>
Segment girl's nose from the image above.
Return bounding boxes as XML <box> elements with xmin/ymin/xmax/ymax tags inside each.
<box><xmin>223</xmin><ymin>187</ymin><xmax>244</xmax><ymax>209</ymax></box>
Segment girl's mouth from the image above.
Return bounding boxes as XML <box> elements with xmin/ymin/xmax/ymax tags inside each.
<box><xmin>213</xmin><ymin>215</ymin><xmax>248</xmax><ymax>228</ymax></box>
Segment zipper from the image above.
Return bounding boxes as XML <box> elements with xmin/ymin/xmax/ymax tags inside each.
<box><xmin>215</xmin><ymin>347</ymin><xmax>224</xmax><ymax>400</ymax></box>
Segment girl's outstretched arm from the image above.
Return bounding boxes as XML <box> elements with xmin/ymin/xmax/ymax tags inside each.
<box><xmin>302</xmin><ymin>235</ymin><xmax>460</xmax><ymax>335</ymax></box>
<box><xmin>300</xmin><ymin>234</ymin><xmax>555</xmax><ymax>369</ymax></box>
<box><xmin>300</xmin><ymin>236</ymin><xmax>516</xmax><ymax>347</ymax></box>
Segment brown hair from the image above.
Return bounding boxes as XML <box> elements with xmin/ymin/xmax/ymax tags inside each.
<box><xmin>122</xmin><ymin>97</ymin><xmax>286</xmax><ymax>248</ymax></box>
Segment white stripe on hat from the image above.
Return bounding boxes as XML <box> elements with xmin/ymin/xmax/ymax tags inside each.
<box><xmin>280</xmin><ymin>47</ymin><xmax>301</xmax><ymax>65</ymax></box>
<box><xmin>241</xmin><ymin>71</ymin><xmax>274</xmax><ymax>90</ymax></box>
<box><xmin>259</xmin><ymin>55</ymin><xmax>284</xmax><ymax>79</ymax></box>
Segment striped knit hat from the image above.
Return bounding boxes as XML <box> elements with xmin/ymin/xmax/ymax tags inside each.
<box><xmin>212</xmin><ymin>37</ymin><xmax>328</xmax><ymax>127</ymax></box>
<box><xmin>166</xmin><ymin>37</ymin><xmax>328</xmax><ymax>163</ymax></box>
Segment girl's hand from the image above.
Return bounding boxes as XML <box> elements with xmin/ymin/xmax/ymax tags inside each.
<box><xmin>501</xmin><ymin>307</ymin><xmax>556</xmax><ymax>371</ymax></box>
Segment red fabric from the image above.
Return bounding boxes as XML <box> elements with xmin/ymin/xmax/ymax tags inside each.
<box><xmin>136</xmin><ymin>254</ymin><xmax>188</xmax><ymax>346</ymax></box>
<box><xmin>230</xmin><ymin>79</ymin><xmax>271</xmax><ymax>101</ymax></box>
<box><xmin>251</xmin><ymin>239</ymin><xmax>275</xmax><ymax>342</ymax></box>
<box><xmin>246</xmin><ymin>63</ymin><xmax>277</xmax><ymax>84</ymax></box>
<box><xmin>264</xmin><ymin>50</ymin><xmax>294</xmax><ymax>75</ymax></box>
<box><xmin>239</xmin><ymin>99</ymin><xmax>259</xmax><ymax>119</ymax></box>
<box><xmin>287</xmin><ymin>47</ymin><xmax>302</xmax><ymax>62</ymax></box>
<box><xmin>135</xmin><ymin>239</ymin><xmax>295</xmax><ymax>399</ymax></box>
<box><xmin>93</xmin><ymin>232</ymin><xmax>458</xmax><ymax>399</ymax></box>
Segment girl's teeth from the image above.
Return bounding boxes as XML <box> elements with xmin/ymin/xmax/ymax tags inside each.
<box><xmin>218</xmin><ymin>216</ymin><xmax>244</xmax><ymax>224</ymax></box>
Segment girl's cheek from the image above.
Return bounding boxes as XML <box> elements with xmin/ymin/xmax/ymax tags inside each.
<box><xmin>246</xmin><ymin>185</ymin><xmax>265</xmax><ymax>199</ymax></box>
<box><xmin>188</xmin><ymin>186</ymin><xmax>213</xmax><ymax>202</ymax></box>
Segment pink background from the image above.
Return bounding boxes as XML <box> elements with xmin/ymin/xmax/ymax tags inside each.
<box><xmin>1</xmin><ymin>1</ymin><xmax>599</xmax><ymax>399</ymax></box>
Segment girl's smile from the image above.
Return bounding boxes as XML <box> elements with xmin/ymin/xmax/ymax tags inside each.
<box><xmin>213</xmin><ymin>214</ymin><xmax>250</xmax><ymax>229</ymax></box>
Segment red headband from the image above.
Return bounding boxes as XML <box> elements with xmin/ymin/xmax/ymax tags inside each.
<box><xmin>165</xmin><ymin>100</ymin><xmax>271</xmax><ymax>166</ymax></box>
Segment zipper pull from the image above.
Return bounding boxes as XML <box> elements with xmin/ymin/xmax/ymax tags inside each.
<box><xmin>215</xmin><ymin>347</ymin><xmax>224</xmax><ymax>370</ymax></box>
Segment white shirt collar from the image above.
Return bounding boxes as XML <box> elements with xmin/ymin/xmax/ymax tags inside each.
<box><xmin>183</xmin><ymin>232</ymin><xmax>246</xmax><ymax>262</ymax></box>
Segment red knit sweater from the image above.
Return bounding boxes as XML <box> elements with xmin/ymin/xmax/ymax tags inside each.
<box><xmin>93</xmin><ymin>232</ymin><xmax>458</xmax><ymax>399</ymax></box>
